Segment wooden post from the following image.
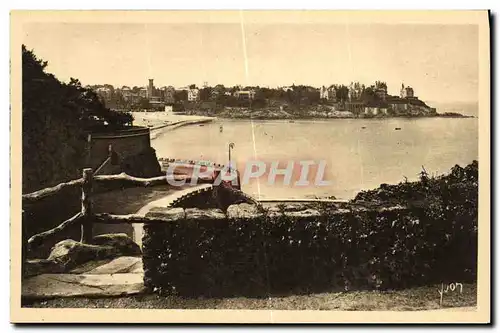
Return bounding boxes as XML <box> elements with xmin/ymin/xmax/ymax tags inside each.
<box><xmin>80</xmin><ymin>168</ymin><xmax>94</xmax><ymax>243</ymax></box>
<box><xmin>228</xmin><ymin>142</ymin><xmax>235</xmax><ymax>172</ymax></box>
<box><xmin>108</xmin><ymin>144</ymin><xmax>116</xmax><ymax>165</ymax></box>
<box><xmin>86</xmin><ymin>133</ymin><xmax>92</xmax><ymax>167</ymax></box>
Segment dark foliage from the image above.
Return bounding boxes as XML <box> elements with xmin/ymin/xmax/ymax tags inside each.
<box><xmin>22</xmin><ymin>45</ymin><xmax>133</xmax><ymax>192</ymax></box>
<box><xmin>142</xmin><ymin>161</ymin><xmax>478</xmax><ymax>297</ymax></box>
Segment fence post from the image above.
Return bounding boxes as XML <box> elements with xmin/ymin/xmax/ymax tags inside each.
<box><xmin>80</xmin><ymin>168</ymin><xmax>94</xmax><ymax>243</ymax></box>
<box><xmin>86</xmin><ymin>133</ymin><xmax>92</xmax><ymax>167</ymax></box>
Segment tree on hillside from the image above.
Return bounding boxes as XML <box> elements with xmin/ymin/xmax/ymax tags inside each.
<box><xmin>199</xmin><ymin>87</ymin><xmax>212</xmax><ymax>101</ymax></box>
<box><xmin>360</xmin><ymin>86</ymin><xmax>377</xmax><ymax>103</ymax></box>
<box><xmin>335</xmin><ymin>85</ymin><xmax>349</xmax><ymax>103</ymax></box>
<box><xmin>213</xmin><ymin>84</ymin><xmax>225</xmax><ymax>92</ymax></box>
<box><xmin>174</xmin><ymin>90</ymin><xmax>188</xmax><ymax>102</ymax></box>
<box><xmin>22</xmin><ymin>45</ymin><xmax>133</xmax><ymax>192</ymax></box>
<box><xmin>375</xmin><ymin>81</ymin><xmax>387</xmax><ymax>90</ymax></box>
<box><xmin>251</xmin><ymin>89</ymin><xmax>267</xmax><ymax>108</ymax></box>
<box><xmin>138</xmin><ymin>97</ymin><xmax>151</xmax><ymax>110</ymax></box>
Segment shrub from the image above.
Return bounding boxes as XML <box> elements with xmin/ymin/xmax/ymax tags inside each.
<box><xmin>142</xmin><ymin>161</ymin><xmax>478</xmax><ymax>297</ymax></box>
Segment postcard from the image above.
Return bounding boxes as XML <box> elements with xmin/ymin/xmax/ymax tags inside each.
<box><xmin>10</xmin><ymin>10</ymin><xmax>490</xmax><ymax>324</ymax></box>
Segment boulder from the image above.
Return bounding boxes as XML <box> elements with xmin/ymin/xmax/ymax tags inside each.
<box><xmin>22</xmin><ymin>273</ymin><xmax>145</xmax><ymax>298</ymax></box>
<box><xmin>48</xmin><ymin>240</ymin><xmax>119</xmax><ymax>270</ymax></box>
<box><xmin>185</xmin><ymin>208</ymin><xmax>226</xmax><ymax>221</ymax></box>
<box><xmin>227</xmin><ymin>203</ymin><xmax>263</xmax><ymax>219</ymax></box>
<box><xmin>47</xmin><ymin>234</ymin><xmax>141</xmax><ymax>271</ymax></box>
<box><xmin>85</xmin><ymin>256</ymin><xmax>143</xmax><ymax>274</ymax></box>
<box><xmin>69</xmin><ymin>259</ymin><xmax>114</xmax><ymax>274</ymax></box>
<box><xmin>23</xmin><ymin>259</ymin><xmax>66</xmax><ymax>278</ymax></box>
<box><xmin>91</xmin><ymin>233</ymin><xmax>142</xmax><ymax>257</ymax></box>
<box><xmin>281</xmin><ymin>203</ymin><xmax>309</xmax><ymax>212</ymax></box>
<box><xmin>286</xmin><ymin>208</ymin><xmax>321</xmax><ymax>218</ymax></box>
<box><xmin>145</xmin><ymin>207</ymin><xmax>185</xmax><ymax>221</ymax></box>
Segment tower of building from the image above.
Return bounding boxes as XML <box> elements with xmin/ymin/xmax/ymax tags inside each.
<box><xmin>147</xmin><ymin>79</ymin><xmax>154</xmax><ymax>98</ymax></box>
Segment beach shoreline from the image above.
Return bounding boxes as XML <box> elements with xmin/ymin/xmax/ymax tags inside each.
<box><xmin>131</xmin><ymin>112</ymin><xmax>216</xmax><ymax>139</ymax></box>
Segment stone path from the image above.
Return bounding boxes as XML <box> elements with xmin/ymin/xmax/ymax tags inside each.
<box><xmin>22</xmin><ymin>256</ymin><xmax>145</xmax><ymax>299</ymax></box>
<box><xmin>132</xmin><ymin>183</ymin><xmax>213</xmax><ymax>247</ymax></box>
<box><xmin>82</xmin><ymin>256</ymin><xmax>143</xmax><ymax>275</ymax></box>
<box><xmin>23</xmin><ymin>184</ymin><xmax>215</xmax><ymax>300</ymax></box>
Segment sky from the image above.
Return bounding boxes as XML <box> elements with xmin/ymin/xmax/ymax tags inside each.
<box><xmin>22</xmin><ymin>22</ymin><xmax>479</xmax><ymax>103</ymax></box>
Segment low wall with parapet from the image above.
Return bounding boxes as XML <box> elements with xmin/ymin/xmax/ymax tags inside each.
<box><xmin>158</xmin><ymin>157</ymin><xmax>227</xmax><ymax>172</ymax></box>
<box><xmin>89</xmin><ymin>127</ymin><xmax>161</xmax><ymax>178</ymax></box>
<box><xmin>141</xmin><ymin>201</ymin><xmax>477</xmax><ymax>297</ymax></box>
<box><xmin>158</xmin><ymin>158</ymin><xmax>242</xmax><ymax>191</ymax></box>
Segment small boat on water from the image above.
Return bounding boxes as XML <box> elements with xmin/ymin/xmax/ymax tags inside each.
<box><xmin>395</xmin><ymin>127</ymin><xmax>402</xmax><ymax>130</ymax></box>
<box><xmin>199</xmin><ymin>124</ymin><xmax>205</xmax><ymax>127</ymax></box>
<box><xmin>289</xmin><ymin>120</ymin><xmax>295</xmax><ymax>123</ymax></box>
<box><xmin>361</xmin><ymin>126</ymin><xmax>366</xmax><ymax>129</ymax></box>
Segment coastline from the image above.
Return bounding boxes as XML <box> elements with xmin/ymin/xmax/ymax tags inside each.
<box><xmin>134</xmin><ymin>111</ymin><xmax>475</xmax><ymax>141</ymax></box>
<box><xmin>180</xmin><ymin>110</ymin><xmax>473</xmax><ymax>121</ymax></box>
<box><xmin>149</xmin><ymin>118</ymin><xmax>214</xmax><ymax>140</ymax></box>
<box><xmin>130</xmin><ymin>112</ymin><xmax>216</xmax><ymax>139</ymax></box>
<box><xmin>212</xmin><ymin>114</ymin><xmax>474</xmax><ymax>120</ymax></box>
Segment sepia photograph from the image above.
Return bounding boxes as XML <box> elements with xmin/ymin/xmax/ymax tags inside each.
<box><xmin>10</xmin><ymin>10</ymin><xmax>490</xmax><ymax>323</ymax></box>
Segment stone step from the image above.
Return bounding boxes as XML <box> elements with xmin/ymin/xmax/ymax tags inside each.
<box><xmin>132</xmin><ymin>184</ymin><xmax>213</xmax><ymax>247</ymax></box>
<box><xmin>72</xmin><ymin>256</ymin><xmax>143</xmax><ymax>275</ymax></box>
<box><xmin>22</xmin><ymin>273</ymin><xmax>145</xmax><ymax>299</ymax></box>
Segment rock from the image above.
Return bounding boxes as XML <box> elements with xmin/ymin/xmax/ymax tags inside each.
<box><xmin>69</xmin><ymin>259</ymin><xmax>114</xmax><ymax>274</ymax></box>
<box><xmin>227</xmin><ymin>203</ymin><xmax>263</xmax><ymax>219</ymax></box>
<box><xmin>92</xmin><ymin>233</ymin><xmax>142</xmax><ymax>257</ymax></box>
<box><xmin>22</xmin><ymin>273</ymin><xmax>145</xmax><ymax>299</ymax></box>
<box><xmin>267</xmin><ymin>203</ymin><xmax>308</xmax><ymax>213</ymax></box>
<box><xmin>286</xmin><ymin>208</ymin><xmax>321</xmax><ymax>218</ymax></box>
<box><xmin>85</xmin><ymin>257</ymin><xmax>142</xmax><ymax>274</ymax></box>
<box><xmin>47</xmin><ymin>234</ymin><xmax>141</xmax><ymax>271</ymax></box>
<box><xmin>23</xmin><ymin>259</ymin><xmax>66</xmax><ymax>277</ymax></box>
<box><xmin>185</xmin><ymin>208</ymin><xmax>226</xmax><ymax>221</ymax></box>
<box><xmin>265</xmin><ymin>203</ymin><xmax>303</xmax><ymax>218</ymax></box>
<box><xmin>120</xmin><ymin>147</ymin><xmax>162</xmax><ymax>178</ymax></box>
<box><xmin>48</xmin><ymin>240</ymin><xmax>119</xmax><ymax>270</ymax></box>
<box><xmin>282</xmin><ymin>203</ymin><xmax>309</xmax><ymax>212</ymax></box>
<box><xmin>145</xmin><ymin>207</ymin><xmax>185</xmax><ymax>221</ymax></box>
<box><xmin>379</xmin><ymin>205</ymin><xmax>408</xmax><ymax>212</ymax></box>
<box><xmin>331</xmin><ymin>208</ymin><xmax>351</xmax><ymax>216</ymax></box>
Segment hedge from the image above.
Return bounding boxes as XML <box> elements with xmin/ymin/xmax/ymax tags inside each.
<box><xmin>142</xmin><ymin>161</ymin><xmax>478</xmax><ymax>297</ymax></box>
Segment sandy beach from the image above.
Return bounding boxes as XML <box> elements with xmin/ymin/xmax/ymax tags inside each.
<box><xmin>131</xmin><ymin>112</ymin><xmax>214</xmax><ymax>129</ymax></box>
<box><xmin>131</xmin><ymin>112</ymin><xmax>215</xmax><ymax>139</ymax></box>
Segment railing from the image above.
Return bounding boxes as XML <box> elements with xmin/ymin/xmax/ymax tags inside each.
<box><xmin>23</xmin><ymin>167</ymin><xmax>206</xmax><ymax>253</ymax></box>
<box><xmin>23</xmin><ymin>144</ymin><xmax>239</xmax><ymax>258</ymax></box>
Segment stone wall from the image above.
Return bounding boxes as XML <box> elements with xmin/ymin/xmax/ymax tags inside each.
<box><xmin>88</xmin><ymin>127</ymin><xmax>161</xmax><ymax>177</ymax></box>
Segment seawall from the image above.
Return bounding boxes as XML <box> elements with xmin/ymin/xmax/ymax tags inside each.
<box><xmin>150</xmin><ymin>118</ymin><xmax>214</xmax><ymax>140</ymax></box>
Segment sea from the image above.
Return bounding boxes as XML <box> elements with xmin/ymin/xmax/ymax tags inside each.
<box><xmin>150</xmin><ymin>102</ymin><xmax>479</xmax><ymax>200</ymax></box>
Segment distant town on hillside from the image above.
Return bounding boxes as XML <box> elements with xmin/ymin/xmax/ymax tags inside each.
<box><xmin>87</xmin><ymin>80</ymin><xmax>445</xmax><ymax>119</ymax></box>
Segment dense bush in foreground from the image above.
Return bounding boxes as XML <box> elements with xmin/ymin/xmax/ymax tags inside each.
<box><xmin>143</xmin><ymin>161</ymin><xmax>478</xmax><ymax>297</ymax></box>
